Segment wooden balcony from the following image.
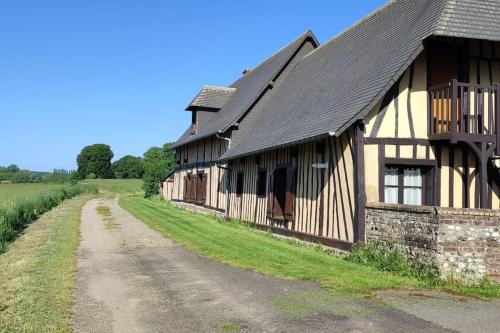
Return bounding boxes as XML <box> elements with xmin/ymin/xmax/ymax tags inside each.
<box><xmin>429</xmin><ymin>80</ymin><xmax>499</xmax><ymax>152</ymax></box>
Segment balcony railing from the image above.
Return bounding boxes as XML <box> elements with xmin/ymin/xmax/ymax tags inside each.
<box><xmin>428</xmin><ymin>80</ymin><xmax>499</xmax><ymax>147</ymax></box>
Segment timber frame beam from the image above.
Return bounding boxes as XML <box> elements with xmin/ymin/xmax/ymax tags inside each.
<box><xmin>465</xmin><ymin>142</ymin><xmax>496</xmax><ymax>208</ymax></box>
<box><xmin>354</xmin><ymin>121</ymin><xmax>366</xmax><ymax>242</ymax></box>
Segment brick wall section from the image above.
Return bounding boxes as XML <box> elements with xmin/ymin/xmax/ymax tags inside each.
<box><xmin>365</xmin><ymin>202</ymin><xmax>500</xmax><ymax>282</ymax></box>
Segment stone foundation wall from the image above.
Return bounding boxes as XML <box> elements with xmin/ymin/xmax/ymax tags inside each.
<box><xmin>366</xmin><ymin>202</ymin><xmax>500</xmax><ymax>282</ymax></box>
<box><xmin>170</xmin><ymin>200</ymin><xmax>225</xmax><ymax>218</ymax></box>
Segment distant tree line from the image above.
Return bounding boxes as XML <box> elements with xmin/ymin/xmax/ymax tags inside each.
<box><xmin>0</xmin><ymin>164</ymin><xmax>41</xmax><ymax>183</ymax></box>
<box><xmin>76</xmin><ymin>143</ymin><xmax>175</xmax><ymax>197</ymax></box>
<box><xmin>3</xmin><ymin>142</ymin><xmax>176</xmax><ymax>197</ymax></box>
<box><xmin>0</xmin><ymin>165</ymin><xmax>79</xmax><ymax>184</ymax></box>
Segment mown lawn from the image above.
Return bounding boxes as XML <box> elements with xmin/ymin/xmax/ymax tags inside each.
<box><xmin>0</xmin><ymin>183</ymin><xmax>66</xmax><ymax>204</ymax></box>
<box><xmin>81</xmin><ymin>178</ymin><xmax>143</xmax><ymax>194</ymax></box>
<box><xmin>120</xmin><ymin>196</ymin><xmax>500</xmax><ymax>298</ymax></box>
<box><xmin>0</xmin><ymin>195</ymin><xmax>91</xmax><ymax>333</ymax></box>
<box><xmin>120</xmin><ymin>196</ymin><xmax>422</xmax><ymax>292</ymax></box>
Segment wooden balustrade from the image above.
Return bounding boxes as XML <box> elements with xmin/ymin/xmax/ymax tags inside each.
<box><xmin>428</xmin><ymin>80</ymin><xmax>498</xmax><ymax>148</ymax></box>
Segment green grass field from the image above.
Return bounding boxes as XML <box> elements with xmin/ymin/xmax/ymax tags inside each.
<box><xmin>81</xmin><ymin>178</ymin><xmax>143</xmax><ymax>194</ymax></box>
<box><xmin>120</xmin><ymin>196</ymin><xmax>500</xmax><ymax>298</ymax></box>
<box><xmin>0</xmin><ymin>183</ymin><xmax>66</xmax><ymax>204</ymax></box>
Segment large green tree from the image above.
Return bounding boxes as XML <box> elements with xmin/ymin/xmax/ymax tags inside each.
<box><xmin>142</xmin><ymin>143</ymin><xmax>176</xmax><ymax>197</ymax></box>
<box><xmin>77</xmin><ymin>144</ymin><xmax>114</xmax><ymax>179</ymax></box>
<box><xmin>112</xmin><ymin>155</ymin><xmax>144</xmax><ymax>179</ymax></box>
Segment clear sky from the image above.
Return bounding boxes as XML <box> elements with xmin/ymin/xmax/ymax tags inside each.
<box><xmin>0</xmin><ymin>0</ymin><xmax>387</xmax><ymax>171</ymax></box>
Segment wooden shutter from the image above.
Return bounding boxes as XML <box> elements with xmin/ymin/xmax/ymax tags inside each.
<box><xmin>183</xmin><ymin>176</ymin><xmax>188</xmax><ymax>201</ymax></box>
<box><xmin>284</xmin><ymin>167</ymin><xmax>297</xmax><ymax>221</ymax></box>
<box><xmin>192</xmin><ymin>176</ymin><xmax>198</xmax><ymax>203</ymax></box>
<box><xmin>266</xmin><ymin>171</ymin><xmax>274</xmax><ymax>218</ymax></box>
<box><xmin>195</xmin><ymin>175</ymin><xmax>201</xmax><ymax>203</ymax></box>
<box><xmin>185</xmin><ymin>176</ymin><xmax>190</xmax><ymax>202</ymax></box>
<box><xmin>201</xmin><ymin>174</ymin><xmax>207</xmax><ymax>204</ymax></box>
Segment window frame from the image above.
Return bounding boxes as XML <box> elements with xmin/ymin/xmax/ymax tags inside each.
<box><xmin>256</xmin><ymin>169</ymin><xmax>267</xmax><ymax>197</ymax></box>
<box><xmin>382</xmin><ymin>163</ymin><xmax>434</xmax><ymax>206</ymax></box>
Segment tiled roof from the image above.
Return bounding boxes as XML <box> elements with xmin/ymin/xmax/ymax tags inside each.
<box><xmin>186</xmin><ymin>86</ymin><xmax>236</xmax><ymax>111</ymax></box>
<box><xmin>434</xmin><ymin>0</ymin><xmax>500</xmax><ymax>41</ymax></box>
<box><xmin>220</xmin><ymin>0</ymin><xmax>500</xmax><ymax>161</ymax></box>
<box><xmin>171</xmin><ymin>30</ymin><xmax>318</xmax><ymax>148</ymax></box>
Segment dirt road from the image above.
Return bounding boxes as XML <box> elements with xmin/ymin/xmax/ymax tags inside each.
<box><xmin>72</xmin><ymin>198</ymin><xmax>478</xmax><ymax>333</ymax></box>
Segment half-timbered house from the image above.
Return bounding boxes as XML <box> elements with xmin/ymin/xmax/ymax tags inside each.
<box><xmin>163</xmin><ymin>0</ymin><xmax>500</xmax><ymax>279</ymax></box>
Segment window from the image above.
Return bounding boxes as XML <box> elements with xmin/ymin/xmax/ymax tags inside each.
<box><xmin>266</xmin><ymin>166</ymin><xmax>297</xmax><ymax>221</ymax></box>
<box><xmin>384</xmin><ymin>166</ymin><xmax>431</xmax><ymax>206</ymax></box>
<box><xmin>403</xmin><ymin>168</ymin><xmax>423</xmax><ymax>205</ymax></box>
<box><xmin>256</xmin><ymin>170</ymin><xmax>267</xmax><ymax>197</ymax></box>
<box><xmin>384</xmin><ymin>167</ymin><xmax>399</xmax><ymax>204</ymax></box>
<box><xmin>236</xmin><ymin>172</ymin><xmax>244</xmax><ymax>196</ymax></box>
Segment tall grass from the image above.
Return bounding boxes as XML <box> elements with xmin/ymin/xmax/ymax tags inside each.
<box><xmin>0</xmin><ymin>184</ymin><xmax>97</xmax><ymax>253</ymax></box>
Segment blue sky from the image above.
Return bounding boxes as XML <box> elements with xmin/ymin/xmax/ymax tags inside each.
<box><xmin>0</xmin><ymin>0</ymin><xmax>387</xmax><ymax>171</ymax></box>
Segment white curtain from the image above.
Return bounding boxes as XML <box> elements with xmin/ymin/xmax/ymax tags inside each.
<box><xmin>384</xmin><ymin>167</ymin><xmax>399</xmax><ymax>204</ymax></box>
<box><xmin>403</xmin><ymin>168</ymin><xmax>422</xmax><ymax>205</ymax></box>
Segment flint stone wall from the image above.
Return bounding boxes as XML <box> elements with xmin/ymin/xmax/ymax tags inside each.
<box><xmin>366</xmin><ymin>202</ymin><xmax>500</xmax><ymax>282</ymax></box>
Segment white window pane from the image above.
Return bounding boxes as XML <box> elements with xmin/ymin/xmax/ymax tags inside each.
<box><xmin>404</xmin><ymin>168</ymin><xmax>422</xmax><ymax>186</ymax></box>
<box><xmin>385</xmin><ymin>167</ymin><xmax>398</xmax><ymax>186</ymax></box>
<box><xmin>404</xmin><ymin>188</ymin><xmax>422</xmax><ymax>205</ymax></box>
<box><xmin>385</xmin><ymin>187</ymin><xmax>398</xmax><ymax>204</ymax></box>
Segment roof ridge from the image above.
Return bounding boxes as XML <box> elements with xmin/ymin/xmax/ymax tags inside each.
<box><xmin>228</xmin><ymin>30</ymin><xmax>315</xmax><ymax>88</ymax></box>
<box><xmin>432</xmin><ymin>0</ymin><xmax>458</xmax><ymax>34</ymax></box>
<box><xmin>202</xmin><ymin>85</ymin><xmax>236</xmax><ymax>91</ymax></box>
<box><xmin>221</xmin><ymin>30</ymin><xmax>318</xmax><ymax>132</ymax></box>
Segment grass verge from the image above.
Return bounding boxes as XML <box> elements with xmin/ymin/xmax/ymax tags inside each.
<box><xmin>119</xmin><ymin>196</ymin><xmax>420</xmax><ymax>292</ymax></box>
<box><xmin>120</xmin><ymin>196</ymin><xmax>500</xmax><ymax>298</ymax></box>
<box><xmin>0</xmin><ymin>195</ymin><xmax>92</xmax><ymax>332</ymax></box>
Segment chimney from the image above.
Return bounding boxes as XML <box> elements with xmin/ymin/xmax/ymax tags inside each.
<box><xmin>242</xmin><ymin>68</ymin><xmax>252</xmax><ymax>75</ymax></box>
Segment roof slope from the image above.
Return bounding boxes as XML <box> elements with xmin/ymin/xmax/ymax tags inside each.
<box><xmin>221</xmin><ymin>0</ymin><xmax>500</xmax><ymax>161</ymax></box>
<box><xmin>186</xmin><ymin>86</ymin><xmax>236</xmax><ymax>111</ymax></box>
<box><xmin>172</xmin><ymin>30</ymin><xmax>318</xmax><ymax>148</ymax></box>
<box><xmin>434</xmin><ymin>0</ymin><xmax>500</xmax><ymax>41</ymax></box>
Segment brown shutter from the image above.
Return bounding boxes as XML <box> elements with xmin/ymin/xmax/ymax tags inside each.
<box><xmin>195</xmin><ymin>175</ymin><xmax>200</xmax><ymax>203</ymax></box>
<box><xmin>266</xmin><ymin>171</ymin><xmax>274</xmax><ymax>218</ymax></box>
<box><xmin>284</xmin><ymin>167</ymin><xmax>297</xmax><ymax>221</ymax></box>
<box><xmin>187</xmin><ymin>176</ymin><xmax>193</xmax><ymax>202</ymax></box>
<box><xmin>183</xmin><ymin>176</ymin><xmax>188</xmax><ymax>201</ymax></box>
<box><xmin>201</xmin><ymin>174</ymin><xmax>207</xmax><ymax>204</ymax></box>
<box><xmin>186</xmin><ymin>176</ymin><xmax>192</xmax><ymax>202</ymax></box>
<box><xmin>192</xmin><ymin>176</ymin><xmax>199</xmax><ymax>203</ymax></box>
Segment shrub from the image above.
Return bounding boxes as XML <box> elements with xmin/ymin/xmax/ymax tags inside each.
<box><xmin>0</xmin><ymin>184</ymin><xmax>97</xmax><ymax>253</ymax></box>
<box><xmin>112</xmin><ymin>155</ymin><xmax>144</xmax><ymax>179</ymax></box>
<box><xmin>346</xmin><ymin>241</ymin><xmax>439</xmax><ymax>282</ymax></box>
<box><xmin>142</xmin><ymin>143</ymin><xmax>175</xmax><ymax>197</ymax></box>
